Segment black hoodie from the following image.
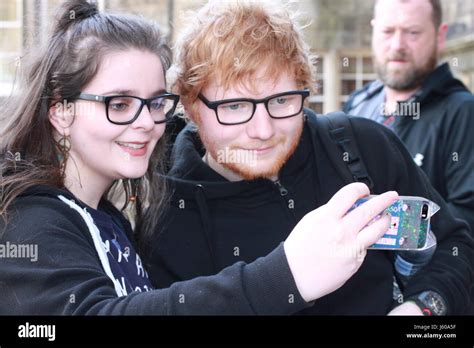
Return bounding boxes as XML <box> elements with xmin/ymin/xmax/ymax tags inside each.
<box><xmin>0</xmin><ymin>185</ymin><xmax>310</xmax><ymax>315</ymax></box>
<box><xmin>143</xmin><ymin>111</ymin><xmax>474</xmax><ymax>315</ymax></box>
<box><xmin>344</xmin><ymin>63</ymin><xmax>474</xmax><ymax>233</ymax></box>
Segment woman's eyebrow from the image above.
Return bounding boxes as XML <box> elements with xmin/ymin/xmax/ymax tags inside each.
<box><xmin>99</xmin><ymin>88</ymin><xmax>168</xmax><ymax>96</ymax></box>
<box><xmin>151</xmin><ymin>88</ymin><xmax>167</xmax><ymax>96</ymax></box>
<box><xmin>101</xmin><ymin>89</ymin><xmax>135</xmax><ymax>96</ymax></box>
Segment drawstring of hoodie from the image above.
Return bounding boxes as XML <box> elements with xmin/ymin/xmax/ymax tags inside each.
<box><xmin>194</xmin><ymin>184</ymin><xmax>218</xmax><ymax>273</ymax></box>
<box><xmin>57</xmin><ymin>195</ymin><xmax>126</xmax><ymax>297</ymax></box>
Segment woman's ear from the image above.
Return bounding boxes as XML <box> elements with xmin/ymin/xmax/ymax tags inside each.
<box><xmin>49</xmin><ymin>99</ymin><xmax>74</xmax><ymax>135</ymax></box>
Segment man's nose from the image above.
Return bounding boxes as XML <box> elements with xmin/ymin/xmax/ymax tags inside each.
<box><xmin>246</xmin><ymin>103</ymin><xmax>275</xmax><ymax>140</ymax></box>
<box><xmin>390</xmin><ymin>30</ymin><xmax>407</xmax><ymax>52</ymax></box>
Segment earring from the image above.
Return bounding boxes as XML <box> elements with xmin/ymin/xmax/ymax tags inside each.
<box><xmin>57</xmin><ymin>134</ymin><xmax>71</xmax><ymax>174</ymax></box>
<box><xmin>58</xmin><ymin>135</ymin><xmax>71</xmax><ymax>153</ymax></box>
<box><xmin>129</xmin><ymin>179</ymin><xmax>139</xmax><ymax>203</ymax></box>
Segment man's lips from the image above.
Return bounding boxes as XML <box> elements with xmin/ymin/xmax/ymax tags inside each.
<box><xmin>388</xmin><ymin>58</ymin><xmax>409</xmax><ymax>64</ymax></box>
<box><xmin>255</xmin><ymin>146</ymin><xmax>274</xmax><ymax>152</ymax></box>
<box><xmin>241</xmin><ymin>144</ymin><xmax>278</xmax><ymax>155</ymax></box>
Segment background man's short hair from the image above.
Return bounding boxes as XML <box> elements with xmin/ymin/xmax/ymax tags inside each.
<box><xmin>374</xmin><ymin>0</ymin><xmax>443</xmax><ymax>29</ymax></box>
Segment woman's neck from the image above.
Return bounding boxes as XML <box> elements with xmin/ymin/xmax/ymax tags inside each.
<box><xmin>63</xmin><ymin>160</ymin><xmax>111</xmax><ymax>209</ymax></box>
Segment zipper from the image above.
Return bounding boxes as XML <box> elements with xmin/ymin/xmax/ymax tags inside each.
<box><xmin>272</xmin><ymin>179</ymin><xmax>298</xmax><ymax>225</ymax></box>
<box><xmin>274</xmin><ymin>180</ymin><xmax>288</xmax><ymax>196</ymax></box>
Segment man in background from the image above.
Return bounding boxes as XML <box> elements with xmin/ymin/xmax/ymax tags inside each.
<box><xmin>344</xmin><ymin>0</ymin><xmax>474</xmax><ymax>234</ymax></box>
<box><xmin>344</xmin><ymin>0</ymin><xmax>474</xmax><ymax>313</ymax></box>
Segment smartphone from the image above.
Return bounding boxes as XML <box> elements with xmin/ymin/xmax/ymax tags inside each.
<box><xmin>349</xmin><ymin>195</ymin><xmax>440</xmax><ymax>250</ymax></box>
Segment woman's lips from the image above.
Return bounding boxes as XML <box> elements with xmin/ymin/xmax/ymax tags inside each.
<box><xmin>116</xmin><ymin>141</ymin><xmax>148</xmax><ymax>157</ymax></box>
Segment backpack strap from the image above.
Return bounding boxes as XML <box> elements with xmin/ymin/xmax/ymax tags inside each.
<box><xmin>305</xmin><ymin>109</ymin><xmax>374</xmax><ymax>190</ymax></box>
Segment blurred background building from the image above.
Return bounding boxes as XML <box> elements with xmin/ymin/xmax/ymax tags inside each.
<box><xmin>1</xmin><ymin>0</ymin><xmax>473</xmax><ymax>114</ymax></box>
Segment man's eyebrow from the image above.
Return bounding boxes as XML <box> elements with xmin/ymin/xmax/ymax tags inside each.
<box><xmin>377</xmin><ymin>23</ymin><xmax>424</xmax><ymax>29</ymax></box>
<box><xmin>405</xmin><ymin>25</ymin><xmax>423</xmax><ymax>31</ymax></box>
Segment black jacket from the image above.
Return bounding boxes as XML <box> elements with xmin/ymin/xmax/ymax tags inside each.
<box><xmin>143</xmin><ymin>112</ymin><xmax>474</xmax><ymax>315</ymax></box>
<box><xmin>344</xmin><ymin>63</ymin><xmax>474</xmax><ymax>233</ymax></box>
<box><xmin>0</xmin><ymin>185</ymin><xmax>309</xmax><ymax>315</ymax></box>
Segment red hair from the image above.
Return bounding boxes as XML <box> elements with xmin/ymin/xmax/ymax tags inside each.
<box><xmin>171</xmin><ymin>0</ymin><xmax>317</xmax><ymax>117</ymax></box>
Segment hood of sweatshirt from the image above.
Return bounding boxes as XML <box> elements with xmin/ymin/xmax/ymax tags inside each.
<box><xmin>19</xmin><ymin>184</ymin><xmax>119</xmax><ymax>214</ymax></box>
<box><xmin>19</xmin><ymin>184</ymin><xmax>75</xmax><ymax>200</ymax></box>
<box><xmin>158</xmin><ymin>111</ymin><xmax>318</xmax><ymax>273</ymax></box>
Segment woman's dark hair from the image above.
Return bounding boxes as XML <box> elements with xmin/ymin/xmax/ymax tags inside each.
<box><xmin>0</xmin><ymin>0</ymin><xmax>170</xmax><ymax>244</ymax></box>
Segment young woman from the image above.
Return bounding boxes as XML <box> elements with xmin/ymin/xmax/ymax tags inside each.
<box><xmin>0</xmin><ymin>0</ymin><xmax>395</xmax><ymax>314</ymax></box>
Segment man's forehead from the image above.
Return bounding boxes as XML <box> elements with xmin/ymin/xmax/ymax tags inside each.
<box><xmin>205</xmin><ymin>72</ymin><xmax>293</xmax><ymax>99</ymax></box>
<box><xmin>374</xmin><ymin>0</ymin><xmax>433</xmax><ymax>24</ymax></box>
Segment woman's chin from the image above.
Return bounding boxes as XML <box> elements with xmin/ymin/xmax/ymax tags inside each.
<box><xmin>116</xmin><ymin>168</ymin><xmax>148</xmax><ymax>180</ymax></box>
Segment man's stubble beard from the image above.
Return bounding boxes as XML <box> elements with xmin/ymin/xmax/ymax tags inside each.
<box><xmin>374</xmin><ymin>46</ymin><xmax>438</xmax><ymax>91</ymax></box>
<box><xmin>200</xmin><ymin>119</ymin><xmax>304</xmax><ymax>181</ymax></box>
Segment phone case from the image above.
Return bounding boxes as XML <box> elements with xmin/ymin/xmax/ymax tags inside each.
<box><xmin>349</xmin><ymin>195</ymin><xmax>440</xmax><ymax>250</ymax></box>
